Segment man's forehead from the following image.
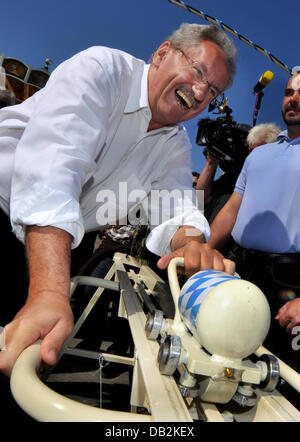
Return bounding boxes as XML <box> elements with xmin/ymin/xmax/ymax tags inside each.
<box><xmin>187</xmin><ymin>41</ymin><xmax>229</xmax><ymax>72</ymax></box>
<box><xmin>287</xmin><ymin>73</ymin><xmax>300</xmax><ymax>90</ymax></box>
<box><xmin>187</xmin><ymin>41</ymin><xmax>222</xmax><ymax>55</ymax></box>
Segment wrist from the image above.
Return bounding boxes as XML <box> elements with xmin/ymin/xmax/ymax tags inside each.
<box><xmin>27</xmin><ymin>286</ymin><xmax>71</xmax><ymax>302</ymax></box>
<box><xmin>171</xmin><ymin>226</ymin><xmax>205</xmax><ymax>251</ymax></box>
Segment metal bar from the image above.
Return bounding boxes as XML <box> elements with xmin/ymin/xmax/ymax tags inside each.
<box><xmin>64</xmin><ymin>347</ymin><xmax>134</xmax><ymax>366</ymax></box>
<box><xmin>114</xmin><ymin>259</ymin><xmax>193</xmax><ymax>422</ymax></box>
<box><xmin>255</xmin><ymin>345</ymin><xmax>300</xmax><ymax>393</ymax></box>
<box><xmin>44</xmin><ymin>263</ymin><xmax>118</xmax><ymax>378</ymax></box>
<box><xmin>136</xmin><ymin>282</ymin><xmax>156</xmax><ymax>314</ymax></box>
<box><xmin>70</xmin><ymin>275</ymin><xmax>119</xmax><ymax>296</ymax></box>
<box><xmin>230</xmin><ymin>389</ymin><xmax>300</xmax><ymax>422</ymax></box>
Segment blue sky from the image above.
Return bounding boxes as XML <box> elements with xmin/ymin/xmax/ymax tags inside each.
<box><xmin>1</xmin><ymin>0</ymin><xmax>299</xmax><ymax>173</ymax></box>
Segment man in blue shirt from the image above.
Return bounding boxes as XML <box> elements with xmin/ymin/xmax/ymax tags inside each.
<box><xmin>206</xmin><ymin>72</ymin><xmax>300</xmax><ymax>384</ymax></box>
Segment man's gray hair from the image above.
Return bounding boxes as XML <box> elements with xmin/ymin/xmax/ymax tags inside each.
<box><xmin>247</xmin><ymin>123</ymin><xmax>281</xmax><ymax>147</ymax></box>
<box><xmin>165</xmin><ymin>23</ymin><xmax>237</xmax><ymax>90</ymax></box>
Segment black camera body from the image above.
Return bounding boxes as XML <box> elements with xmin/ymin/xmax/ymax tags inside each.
<box><xmin>196</xmin><ymin>115</ymin><xmax>251</xmax><ymax>172</ymax></box>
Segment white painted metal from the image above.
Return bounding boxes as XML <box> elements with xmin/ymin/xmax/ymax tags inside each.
<box><xmin>255</xmin><ymin>345</ymin><xmax>300</xmax><ymax>394</ymax></box>
<box><xmin>9</xmin><ymin>253</ymin><xmax>300</xmax><ymax>422</ymax></box>
<box><xmin>10</xmin><ymin>342</ymin><xmax>151</xmax><ymax>422</ymax></box>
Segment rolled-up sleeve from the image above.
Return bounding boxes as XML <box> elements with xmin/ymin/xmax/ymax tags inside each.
<box><xmin>146</xmin><ymin>128</ymin><xmax>210</xmax><ymax>256</ymax></box>
<box><xmin>10</xmin><ymin>49</ymin><xmax>114</xmax><ymax>247</ymax></box>
<box><xmin>234</xmin><ymin>157</ymin><xmax>249</xmax><ymax>196</ymax></box>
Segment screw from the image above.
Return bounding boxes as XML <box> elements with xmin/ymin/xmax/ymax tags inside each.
<box><xmin>224</xmin><ymin>367</ymin><xmax>234</xmax><ymax>378</ymax></box>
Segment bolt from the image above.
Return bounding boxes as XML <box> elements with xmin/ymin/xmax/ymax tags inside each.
<box><xmin>224</xmin><ymin>367</ymin><xmax>234</xmax><ymax>378</ymax></box>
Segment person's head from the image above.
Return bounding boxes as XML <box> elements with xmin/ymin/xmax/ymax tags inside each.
<box><xmin>247</xmin><ymin>123</ymin><xmax>281</xmax><ymax>151</ymax></box>
<box><xmin>282</xmin><ymin>73</ymin><xmax>300</xmax><ymax>139</ymax></box>
<box><xmin>148</xmin><ymin>23</ymin><xmax>237</xmax><ymax>130</ymax></box>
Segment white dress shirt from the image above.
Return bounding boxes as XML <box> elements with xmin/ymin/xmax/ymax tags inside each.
<box><xmin>0</xmin><ymin>46</ymin><xmax>209</xmax><ymax>256</ymax></box>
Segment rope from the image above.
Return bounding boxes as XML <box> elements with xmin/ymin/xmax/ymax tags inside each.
<box><xmin>167</xmin><ymin>0</ymin><xmax>293</xmax><ymax>75</ymax></box>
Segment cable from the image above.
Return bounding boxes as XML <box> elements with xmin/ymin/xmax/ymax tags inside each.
<box><xmin>167</xmin><ymin>0</ymin><xmax>292</xmax><ymax>75</ymax></box>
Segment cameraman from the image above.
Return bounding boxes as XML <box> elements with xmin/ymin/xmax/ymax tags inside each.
<box><xmin>196</xmin><ymin>122</ymin><xmax>280</xmax><ymax>228</ymax></box>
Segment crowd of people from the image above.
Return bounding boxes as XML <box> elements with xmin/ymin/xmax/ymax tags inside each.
<box><xmin>0</xmin><ymin>21</ymin><xmax>299</xmax><ymax>413</ymax></box>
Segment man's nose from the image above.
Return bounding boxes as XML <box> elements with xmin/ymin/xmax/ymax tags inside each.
<box><xmin>289</xmin><ymin>90</ymin><xmax>300</xmax><ymax>102</ymax></box>
<box><xmin>288</xmin><ymin>96</ymin><xmax>299</xmax><ymax>109</ymax></box>
<box><xmin>192</xmin><ymin>82</ymin><xmax>208</xmax><ymax>101</ymax></box>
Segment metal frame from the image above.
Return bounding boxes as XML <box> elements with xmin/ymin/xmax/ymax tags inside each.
<box><xmin>10</xmin><ymin>253</ymin><xmax>300</xmax><ymax>422</ymax></box>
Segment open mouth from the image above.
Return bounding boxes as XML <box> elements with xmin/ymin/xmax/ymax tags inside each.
<box><xmin>175</xmin><ymin>88</ymin><xmax>194</xmax><ymax>109</ymax></box>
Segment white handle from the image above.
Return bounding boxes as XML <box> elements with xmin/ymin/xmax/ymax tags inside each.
<box><xmin>167</xmin><ymin>257</ymin><xmax>185</xmax><ymax>328</ymax></box>
<box><xmin>10</xmin><ymin>342</ymin><xmax>151</xmax><ymax>422</ymax></box>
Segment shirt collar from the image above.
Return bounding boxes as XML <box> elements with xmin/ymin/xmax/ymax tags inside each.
<box><xmin>277</xmin><ymin>129</ymin><xmax>289</xmax><ymax>143</ymax></box>
<box><xmin>277</xmin><ymin>129</ymin><xmax>300</xmax><ymax>144</ymax></box>
<box><xmin>123</xmin><ymin>62</ymin><xmax>179</xmax><ymax>135</ymax></box>
<box><xmin>124</xmin><ymin>63</ymin><xmax>150</xmax><ymax>113</ymax></box>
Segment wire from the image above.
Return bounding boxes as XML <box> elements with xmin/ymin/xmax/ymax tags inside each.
<box><xmin>167</xmin><ymin>0</ymin><xmax>292</xmax><ymax>75</ymax></box>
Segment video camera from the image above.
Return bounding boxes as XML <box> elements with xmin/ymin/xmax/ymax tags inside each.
<box><xmin>196</xmin><ymin>96</ymin><xmax>251</xmax><ymax>172</ymax></box>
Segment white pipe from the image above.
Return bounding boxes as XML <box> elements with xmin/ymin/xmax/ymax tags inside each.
<box><xmin>255</xmin><ymin>345</ymin><xmax>300</xmax><ymax>394</ymax></box>
<box><xmin>167</xmin><ymin>257</ymin><xmax>185</xmax><ymax>329</ymax></box>
<box><xmin>10</xmin><ymin>342</ymin><xmax>151</xmax><ymax>422</ymax></box>
<box><xmin>70</xmin><ymin>276</ymin><xmax>119</xmax><ymax>296</ymax></box>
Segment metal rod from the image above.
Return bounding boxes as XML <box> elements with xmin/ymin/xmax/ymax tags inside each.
<box><xmin>70</xmin><ymin>275</ymin><xmax>119</xmax><ymax>296</ymax></box>
<box><xmin>136</xmin><ymin>282</ymin><xmax>156</xmax><ymax>314</ymax></box>
<box><xmin>255</xmin><ymin>345</ymin><xmax>300</xmax><ymax>393</ymax></box>
<box><xmin>64</xmin><ymin>347</ymin><xmax>135</xmax><ymax>366</ymax></box>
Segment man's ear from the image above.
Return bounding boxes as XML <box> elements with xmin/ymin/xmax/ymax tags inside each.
<box><xmin>151</xmin><ymin>41</ymin><xmax>172</xmax><ymax>67</ymax></box>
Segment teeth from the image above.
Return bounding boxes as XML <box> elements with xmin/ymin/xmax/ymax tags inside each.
<box><xmin>176</xmin><ymin>89</ymin><xmax>193</xmax><ymax>109</ymax></box>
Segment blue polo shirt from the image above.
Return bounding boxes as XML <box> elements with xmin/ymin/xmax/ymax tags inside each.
<box><xmin>232</xmin><ymin>130</ymin><xmax>300</xmax><ymax>253</ymax></box>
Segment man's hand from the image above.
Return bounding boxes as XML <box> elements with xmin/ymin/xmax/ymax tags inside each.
<box><xmin>0</xmin><ymin>225</ymin><xmax>73</xmax><ymax>377</ymax></box>
<box><xmin>0</xmin><ymin>293</ymin><xmax>73</xmax><ymax>377</ymax></box>
<box><xmin>157</xmin><ymin>240</ymin><xmax>235</xmax><ymax>278</ymax></box>
<box><xmin>275</xmin><ymin>297</ymin><xmax>300</xmax><ymax>333</ymax></box>
<box><xmin>206</xmin><ymin>152</ymin><xmax>220</xmax><ymax>168</ymax></box>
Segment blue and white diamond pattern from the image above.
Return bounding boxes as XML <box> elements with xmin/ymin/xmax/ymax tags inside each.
<box><xmin>179</xmin><ymin>270</ymin><xmax>238</xmax><ymax>336</ymax></box>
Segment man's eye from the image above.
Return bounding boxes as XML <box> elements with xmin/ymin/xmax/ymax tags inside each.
<box><xmin>209</xmin><ymin>88</ymin><xmax>218</xmax><ymax>99</ymax></box>
<box><xmin>194</xmin><ymin>66</ymin><xmax>203</xmax><ymax>78</ymax></box>
<box><xmin>285</xmin><ymin>89</ymin><xmax>293</xmax><ymax>96</ymax></box>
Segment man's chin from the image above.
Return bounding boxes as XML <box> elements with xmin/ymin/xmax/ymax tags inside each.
<box><xmin>286</xmin><ymin>119</ymin><xmax>300</xmax><ymax>126</ymax></box>
<box><xmin>282</xmin><ymin>112</ymin><xmax>300</xmax><ymax>126</ymax></box>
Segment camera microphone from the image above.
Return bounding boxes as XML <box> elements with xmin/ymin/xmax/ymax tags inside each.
<box><xmin>253</xmin><ymin>71</ymin><xmax>274</xmax><ymax>93</ymax></box>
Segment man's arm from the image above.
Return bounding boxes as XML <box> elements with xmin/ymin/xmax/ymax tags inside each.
<box><xmin>195</xmin><ymin>153</ymin><xmax>219</xmax><ymax>206</ymax></box>
<box><xmin>209</xmin><ymin>191</ymin><xmax>243</xmax><ymax>250</ymax></box>
<box><xmin>0</xmin><ymin>226</ymin><xmax>74</xmax><ymax>376</ymax></box>
<box><xmin>157</xmin><ymin>192</ymin><xmax>242</xmax><ymax>277</ymax></box>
